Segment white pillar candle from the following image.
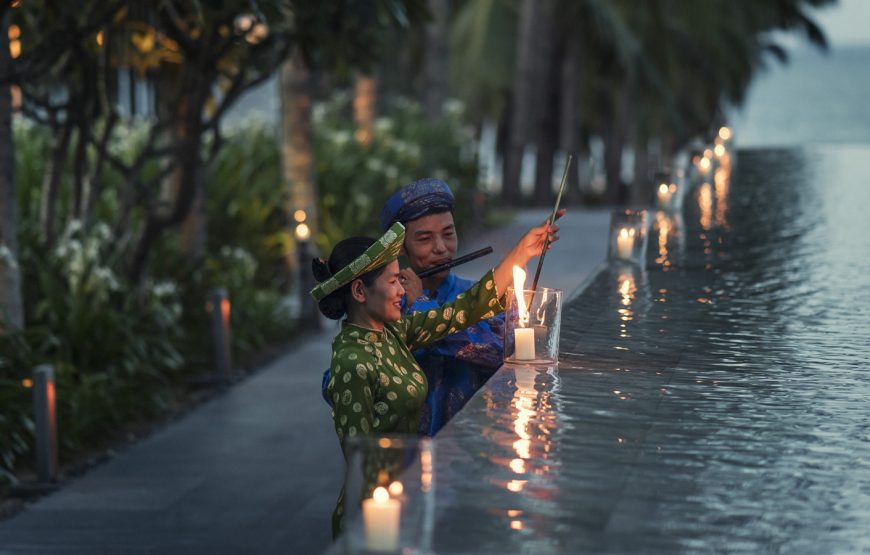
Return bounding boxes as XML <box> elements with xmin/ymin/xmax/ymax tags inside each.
<box><xmin>616</xmin><ymin>228</ymin><xmax>634</xmax><ymax>260</ymax></box>
<box><xmin>514</xmin><ymin>327</ymin><xmax>535</xmax><ymax>360</ymax></box>
<box><xmin>363</xmin><ymin>486</ymin><xmax>400</xmax><ymax>552</ymax></box>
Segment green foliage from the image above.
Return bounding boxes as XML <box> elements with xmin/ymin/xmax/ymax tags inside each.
<box><xmin>206</xmin><ymin>122</ymin><xmax>292</xmax><ymax>290</ymax></box>
<box><xmin>313</xmin><ymin>94</ymin><xmax>483</xmax><ymax>253</ymax></box>
<box><xmin>151</xmin><ymin>122</ymin><xmax>298</xmax><ymax>364</ymax></box>
<box><xmin>0</xmin><ymin>332</ymin><xmax>34</xmax><ymax>485</ymax></box>
<box><xmin>0</xmin><ymin>220</ymin><xmax>185</xmax><ymax>482</ymax></box>
<box><xmin>0</xmin><ymin>120</ymin><xmax>298</xmax><ymax>485</ymax></box>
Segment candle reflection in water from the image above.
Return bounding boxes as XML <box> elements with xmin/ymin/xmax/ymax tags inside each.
<box><xmin>698</xmin><ymin>182</ymin><xmax>713</xmax><ymax>230</ymax></box>
<box><xmin>617</xmin><ymin>268</ymin><xmax>636</xmax><ymax>339</ymax></box>
<box><xmin>481</xmin><ymin>366</ymin><xmax>561</xmax><ymax>534</ymax></box>
<box><xmin>655</xmin><ymin>212</ymin><xmax>672</xmax><ymax>268</ymax></box>
<box><xmin>714</xmin><ymin>166</ymin><xmax>730</xmax><ymax>228</ymax></box>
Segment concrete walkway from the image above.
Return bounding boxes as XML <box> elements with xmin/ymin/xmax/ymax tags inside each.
<box><xmin>0</xmin><ymin>207</ymin><xmax>610</xmax><ymax>555</ymax></box>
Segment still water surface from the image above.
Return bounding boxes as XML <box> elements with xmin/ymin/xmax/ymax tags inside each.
<box><xmin>434</xmin><ymin>145</ymin><xmax>870</xmax><ymax>553</ymax></box>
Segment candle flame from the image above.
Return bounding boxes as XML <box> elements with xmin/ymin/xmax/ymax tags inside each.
<box><xmin>536</xmin><ymin>288</ymin><xmax>548</xmax><ymax>324</ymax></box>
<box><xmin>388</xmin><ymin>481</ymin><xmax>403</xmax><ymax>497</ymax></box>
<box><xmin>512</xmin><ymin>265</ymin><xmax>529</xmax><ymax>327</ymax></box>
<box><xmin>372</xmin><ymin>486</ymin><xmax>390</xmax><ymax>503</ymax></box>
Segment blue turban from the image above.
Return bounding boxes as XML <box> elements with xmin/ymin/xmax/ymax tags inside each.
<box><xmin>379</xmin><ymin>178</ymin><xmax>455</xmax><ymax>231</ymax></box>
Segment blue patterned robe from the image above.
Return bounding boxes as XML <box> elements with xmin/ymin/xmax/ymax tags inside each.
<box><xmin>407</xmin><ymin>272</ymin><xmax>504</xmax><ymax>436</ymax></box>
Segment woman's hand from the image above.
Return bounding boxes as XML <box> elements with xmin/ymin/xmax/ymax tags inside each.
<box><xmin>399</xmin><ymin>267</ymin><xmax>423</xmax><ymax>304</ymax></box>
<box><xmin>516</xmin><ymin>219</ymin><xmax>561</xmax><ymax>261</ymax></box>
<box><xmin>492</xmin><ymin>210</ymin><xmax>564</xmax><ymax>295</ymax></box>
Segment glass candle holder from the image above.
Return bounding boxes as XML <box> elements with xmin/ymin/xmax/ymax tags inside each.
<box><xmin>341</xmin><ymin>435</ymin><xmax>434</xmax><ymax>554</ymax></box>
<box><xmin>653</xmin><ymin>171</ymin><xmax>683</xmax><ymax>213</ymax></box>
<box><xmin>504</xmin><ymin>287</ymin><xmax>563</xmax><ymax>365</ymax></box>
<box><xmin>608</xmin><ymin>209</ymin><xmax>649</xmax><ymax>266</ymax></box>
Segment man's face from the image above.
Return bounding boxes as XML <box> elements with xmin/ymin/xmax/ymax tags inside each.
<box><xmin>403</xmin><ymin>211</ymin><xmax>458</xmax><ymax>280</ymax></box>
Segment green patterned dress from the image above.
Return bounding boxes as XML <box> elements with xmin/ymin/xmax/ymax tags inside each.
<box><xmin>327</xmin><ymin>269</ymin><xmax>505</xmax><ymax>535</ymax></box>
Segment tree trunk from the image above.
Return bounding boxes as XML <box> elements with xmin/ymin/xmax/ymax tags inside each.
<box><xmin>39</xmin><ymin>117</ymin><xmax>72</xmax><ymax>245</ymax></box>
<box><xmin>533</xmin><ymin>98</ymin><xmax>557</xmax><ymax>206</ymax></box>
<box><xmin>128</xmin><ymin>126</ymin><xmax>204</xmax><ymax>283</ymax></box>
<box><xmin>179</xmin><ymin>168</ymin><xmax>206</xmax><ymax>257</ymax></box>
<box><xmin>280</xmin><ymin>51</ymin><xmax>318</xmax><ymax>271</ymax></box>
<box><xmin>559</xmin><ymin>33</ymin><xmax>582</xmax><ymax>203</ymax></box>
<box><xmin>153</xmin><ymin>54</ymin><xmax>207</xmax><ymax>261</ymax></box>
<box><xmin>502</xmin><ymin>0</ymin><xmax>546</xmax><ymax>205</ymax></box>
<box><xmin>0</xmin><ymin>12</ymin><xmax>23</xmax><ymax>330</ymax></box>
<box><xmin>532</xmin><ymin>19</ymin><xmax>560</xmax><ymax>206</ymax></box>
<box><xmin>602</xmin><ymin>87</ymin><xmax>627</xmax><ymax>206</ymax></box>
<box><xmin>424</xmin><ymin>0</ymin><xmax>449</xmax><ymax>120</ymax></box>
<box><xmin>129</xmin><ymin>63</ymin><xmax>209</xmax><ymax>283</ymax></box>
<box><xmin>353</xmin><ymin>73</ymin><xmax>377</xmax><ymax>146</ymax></box>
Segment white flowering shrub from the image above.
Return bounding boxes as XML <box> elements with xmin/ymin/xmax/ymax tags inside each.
<box><xmin>313</xmin><ymin>94</ymin><xmax>483</xmax><ymax>253</ymax></box>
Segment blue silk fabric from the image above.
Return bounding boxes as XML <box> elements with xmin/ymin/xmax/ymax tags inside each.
<box><xmin>320</xmin><ymin>271</ymin><xmax>504</xmax><ymax>436</ymax></box>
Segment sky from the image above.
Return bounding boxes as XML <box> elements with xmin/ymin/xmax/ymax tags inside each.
<box><xmin>731</xmin><ymin>0</ymin><xmax>870</xmax><ymax>146</ymax></box>
<box><xmin>807</xmin><ymin>0</ymin><xmax>870</xmax><ymax>46</ymax></box>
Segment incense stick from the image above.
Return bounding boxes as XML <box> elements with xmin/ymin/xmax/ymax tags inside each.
<box><xmin>416</xmin><ymin>246</ymin><xmax>494</xmax><ymax>278</ymax></box>
<box><xmin>531</xmin><ymin>154</ymin><xmax>572</xmax><ymax>292</ymax></box>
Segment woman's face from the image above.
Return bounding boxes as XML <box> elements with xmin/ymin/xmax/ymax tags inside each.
<box><xmin>362</xmin><ymin>260</ymin><xmax>405</xmax><ymax>323</ymax></box>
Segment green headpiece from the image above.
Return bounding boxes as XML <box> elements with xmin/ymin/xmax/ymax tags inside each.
<box><xmin>309</xmin><ymin>222</ymin><xmax>405</xmax><ymax>302</ymax></box>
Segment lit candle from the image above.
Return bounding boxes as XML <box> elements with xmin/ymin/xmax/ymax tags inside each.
<box><xmin>514</xmin><ymin>328</ymin><xmax>535</xmax><ymax>360</ymax></box>
<box><xmin>362</xmin><ymin>486</ymin><xmax>400</xmax><ymax>552</ymax></box>
<box><xmin>511</xmin><ymin>266</ymin><xmax>535</xmax><ymax>360</ymax></box>
<box><xmin>616</xmin><ymin>228</ymin><xmax>634</xmax><ymax>260</ymax></box>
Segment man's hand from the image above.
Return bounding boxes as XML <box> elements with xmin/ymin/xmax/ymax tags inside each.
<box><xmin>399</xmin><ymin>267</ymin><xmax>423</xmax><ymax>303</ymax></box>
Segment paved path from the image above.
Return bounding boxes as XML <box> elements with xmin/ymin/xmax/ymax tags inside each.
<box><xmin>0</xmin><ymin>207</ymin><xmax>610</xmax><ymax>555</ymax></box>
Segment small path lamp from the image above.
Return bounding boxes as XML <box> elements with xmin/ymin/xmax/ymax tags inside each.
<box><xmin>294</xmin><ymin>210</ymin><xmax>320</xmax><ymax>329</ymax></box>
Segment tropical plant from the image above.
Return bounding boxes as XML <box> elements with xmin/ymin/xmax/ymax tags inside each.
<box><xmin>313</xmin><ymin>94</ymin><xmax>482</xmax><ymax>254</ymax></box>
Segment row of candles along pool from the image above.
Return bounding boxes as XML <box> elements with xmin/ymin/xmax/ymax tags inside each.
<box><xmin>348</xmin><ymin>127</ymin><xmax>735</xmax><ymax>553</ymax></box>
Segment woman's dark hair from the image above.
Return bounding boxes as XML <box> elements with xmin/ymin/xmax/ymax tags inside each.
<box><xmin>311</xmin><ymin>237</ymin><xmax>390</xmax><ymax>320</ymax></box>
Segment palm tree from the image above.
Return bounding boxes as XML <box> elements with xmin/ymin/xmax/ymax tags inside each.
<box><xmin>502</xmin><ymin>0</ymin><xmax>550</xmax><ymax>205</ymax></box>
<box><xmin>424</xmin><ymin>0</ymin><xmax>450</xmax><ymax>120</ymax></box>
<box><xmin>353</xmin><ymin>73</ymin><xmax>378</xmax><ymax>146</ymax></box>
<box><xmin>0</xmin><ymin>9</ymin><xmax>23</xmax><ymax>330</ymax></box>
<box><xmin>280</xmin><ymin>50</ymin><xmax>318</xmax><ymax>269</ymax></box>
